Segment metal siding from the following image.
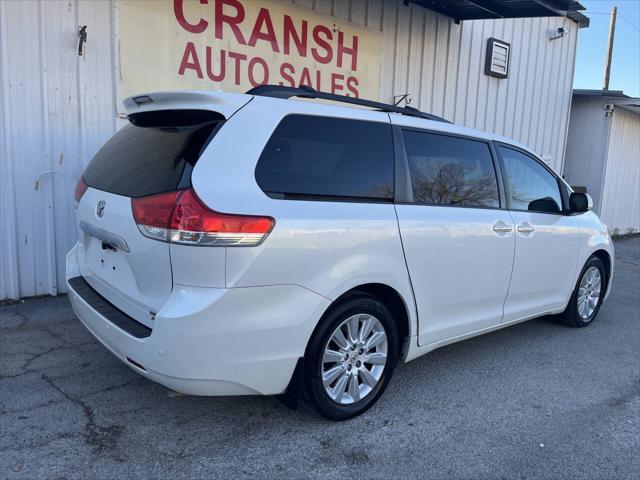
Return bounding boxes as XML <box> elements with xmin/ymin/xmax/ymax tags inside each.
<box><xmin>504</xmin><ymin>17</ymin><xmax>524</xmax><ymax>139</ymax></box>
<box><xmin>600</xmin><ymin>108</ymin><xmax>640</xmax><ymax>233</ymax></box>
<box><xmin>493</xmin><ymin>19</ymin><xmax>512</xmax><ymax>134</ymax></box>
<box><xmin>406</xmin><ymin>5</ymin><xmax>425</xmax><ymax>109</ymax></box>
<box><xmin>42</xmin><ymin>0</ymin><xmax>83</xmax><ymax>299</ymax></box>
<box><xmin>0</xmin><ymin>0</ymin><xmax>580</xmax><ymax>299</ymax></box>
<box><xmin>380</xmin><ymin>0</ymin><xmax>398</xmax><ymax>103</ymax></box>
<box><xmin>1</xmin><ymin>0</ymin><xmax>56</xmax><ymax>298</ymax></box>
<box><xmin>367</xmin><ymin>0</ymin><xmax>384</xmax><ymax>31</ymax></box>
<box><xmin>442</xmin><ymin>18</ymin><xmax>460</xmax><ymax>122</ymax></box>
<box><xmin>313</xmin><ymin>0</ymin><xmax>333</xmax><ymax>16</ymax></box>
<box><xmin>563</xmin><ymin>97</ymin><xmax>611</xmax><ymax>211</ymax></box>
<box><xmin>333</xmin><ymin>0</ymin><xmax>350</xmax><ymax>21</ymax></box>
<box><xmin>557</xmin><ymin>20</ymin><xmax>578</xmax><ymax>171</ymax></box>
<box><xmin>394</xmin><ymin>1</ymin><xmax>411</xmax><ymax>100</ymax></box>
<box><xmin>350</xmin><ymin>0</ymin><xmax>366</xmax><ymax>26</ymax></box>
<box><xmin>419</xmin><ymin>9</ymin><xmax>438</xmax><ymax>114</ymax></box>
<box><xmin>0</xmin><ymin>0</ymin><xmax>20</xmax><ymax>300</ymax></box>
<box><xmin>1</xmin><ymin>0</ymin><xmax>118</xmax><ymax>300</ymax></box>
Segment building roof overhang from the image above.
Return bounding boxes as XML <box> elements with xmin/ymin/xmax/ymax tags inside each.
<box><xmin>407</xmin><ymin>0</ymin><xmax>589</xmax><ymax>27</ymax></box>
<box><xmin>573</xmin><ymin>89</ymin><xmax>640</xmax><ymax>116</ymax></box>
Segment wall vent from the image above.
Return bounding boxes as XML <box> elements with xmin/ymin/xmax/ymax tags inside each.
<box><xmin>485</xmin><ymin>38</ymin><xmax>510</xmax><ymax>78</ymax></box>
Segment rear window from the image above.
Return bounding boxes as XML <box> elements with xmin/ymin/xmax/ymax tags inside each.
<box><xmin>255</xmin><ymin>115</ymin><xmax>394</xmax><ymax>201</ymax></box>
<box><xmin>83</xmin><ymin>110</ymin><xmax>222</xmax><ymax>198</ymax></box>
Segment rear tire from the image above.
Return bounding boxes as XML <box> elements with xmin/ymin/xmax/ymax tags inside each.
<box><xmin>562</xmin><ymin>256</ymin><xmax>606</xmax><ymax>327</ymax></box>
<box><xmin>304</xmin><ymin>293</ymin><xmax>399</xmax><ymax>420</ymax></box>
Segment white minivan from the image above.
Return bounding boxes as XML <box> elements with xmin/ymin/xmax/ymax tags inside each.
<box><xmin>67</xmin><ymin>86</ymin><xmax>614</xmax><ymax>420</ymax></box>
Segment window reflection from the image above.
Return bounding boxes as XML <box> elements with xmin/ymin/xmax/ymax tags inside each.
<box><xmin>403</xmin><ymin>131</ymin><xmax>500</xmax><ymax>209</ymax></box>
<box><xmin>498</xmin><ymin>147</ymin><xmax>562</xmax><ymax>213</ymax></box>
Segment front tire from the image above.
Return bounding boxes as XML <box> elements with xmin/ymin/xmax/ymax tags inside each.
<box><xmin>304</xmin><ymin>293</ymin><xmax>399</xmax><ymax>420</ymax></box>
<box><xmin>562</xmin><ymin>256</ymin><xmax>606</xmax><ymax>327</ymax></box>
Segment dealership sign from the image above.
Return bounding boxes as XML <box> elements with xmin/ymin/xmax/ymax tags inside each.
<box><xmin>117</xmin><ymin>0</ymin><xmax>383</xmax><ymax>110</ymax></box>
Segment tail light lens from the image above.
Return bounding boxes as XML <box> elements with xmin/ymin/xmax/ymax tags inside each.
<box><xmin>131</xmin><ymin>188</ymin><xmax>274</xmax><ymax>247</ymax></box>
<box><xmin>74</xmin><ymin>177</ymin><xmax>88</xmax><ymax>206</ymax></box>
<box><xmin>131</xmin><ymin>191</ymin><xmax>181</xmax><ymax>243</ymax></box>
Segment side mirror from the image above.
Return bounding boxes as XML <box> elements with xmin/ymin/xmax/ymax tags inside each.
<box><xmin>528</xmin><ymin>197</ymin><xmax>561</xmax><ymax>213</ymax></box>
<box><xmin>569</xmin><ymin>192</ymin><xmax>592</xmax><ymax>213</ymax></box>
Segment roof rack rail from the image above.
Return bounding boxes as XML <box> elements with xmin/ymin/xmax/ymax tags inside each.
<box><xmin>245</xmin><ymin>85</ymin><xmax>451</xmax><ymax>123</ymax></box>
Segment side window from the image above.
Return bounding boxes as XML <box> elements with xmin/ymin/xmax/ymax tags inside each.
<box><xmin>255</xmin><ymin>115</ymin><xmax>394</xmax><ymax>201</ymax></box>
<box><xmin>402</xmin><ymin>130</ymin><xmax>500</xmax><ymax>208</ymax></box>
<box><xmin>498</xmin><ymin>146</ymin><xmax>562</xmax><ymax>213</ymax></box>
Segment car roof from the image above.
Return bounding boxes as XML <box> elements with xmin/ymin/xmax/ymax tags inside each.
<box><xmin>124</xmin><ymin>89</ymin><xmax>539</xmax><ymax>159</ymax></box>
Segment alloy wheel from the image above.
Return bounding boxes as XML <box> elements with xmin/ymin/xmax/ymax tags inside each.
<box><xmin>577</xmin><ymin>266</ymin><xmax>602</xmax><ymax>319</ymax></box>
<box><xmin>321</xmin><ymin>314</ymin><xmax>388</xmax><ymax>405</ymax></box>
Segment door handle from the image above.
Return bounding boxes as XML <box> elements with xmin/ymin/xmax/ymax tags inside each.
<box><xmin>492</xmin><ymin>221</ymin><xmax>513</xmax><ymax>234</ymax></box>
<box><xmin>517</xmin><ymin>223</ymin><xmax>535</xmax><ymax>234</ymax></box>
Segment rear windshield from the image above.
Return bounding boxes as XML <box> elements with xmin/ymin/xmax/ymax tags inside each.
<box><xmin>83</xmin><ymin>110</ymin><xmax>223</xmax><ymax>198</ymax></box>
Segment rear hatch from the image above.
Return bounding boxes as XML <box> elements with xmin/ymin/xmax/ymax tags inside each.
<box><xmin>74</xmin><ymin>97</ymin><xmax>246</xmax><ymax>327</ymax></box>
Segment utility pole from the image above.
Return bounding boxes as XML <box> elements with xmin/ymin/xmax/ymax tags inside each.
<box><xmin>603</xmin><ymin>6</ymin><xmax>617</xmax><ymax>90</ymax></box>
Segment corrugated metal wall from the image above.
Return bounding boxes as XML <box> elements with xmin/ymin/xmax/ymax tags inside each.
<box><xmin>0</xmin><ymin>0</ymin><xmax>118</xmax><ymax>300</ymax></box>
<box><xmin>0</xmin><ymin>0</ymin><xmax>581</xmax><ymax>299</ymax></box>
<box><xmin>564</xmin><ymin>96</ymin><xmax>640</xmax><ymax>233</ymax></box>
<box><xmin>600</xmin><ymin>108</ymin><xmax>640</xmax><ymax>233</ymax></box>
<box><xmin>563</xmin><ymin>96</ymin><xmax>611</xmax><ymax>211</ymax></box>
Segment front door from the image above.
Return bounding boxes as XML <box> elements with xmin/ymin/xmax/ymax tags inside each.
<box><xmin>394</xmin><ymin>129</ymin><xmax>515</xmax><ymax>345</ymax></box>
<box><xmin>496</xmin><ymin>145</ymin><xmax>580</xmax><ymax>322</ymax></box>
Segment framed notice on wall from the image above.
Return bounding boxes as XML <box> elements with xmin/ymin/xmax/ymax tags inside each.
<box><xmin>115</xmin><ymin>0</ymin><xmax>383</xmax><ymax>115</ymax></box>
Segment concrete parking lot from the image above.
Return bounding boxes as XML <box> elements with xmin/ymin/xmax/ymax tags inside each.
<box><xmin>1</xmin><ymin>237</ymin><xmax>638</xmax><ymax>479</ymax></box>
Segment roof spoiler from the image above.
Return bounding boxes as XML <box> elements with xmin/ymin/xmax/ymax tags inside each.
<box><xmin>122</xmin><ymin>91</ymin><xmax>252</xmax><ymax>119</ymax></box>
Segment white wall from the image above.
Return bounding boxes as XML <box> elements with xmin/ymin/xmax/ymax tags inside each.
<box><xmin>0</xmin><ymin>0</ymin><xmax>118</xmax><ymax>300</ymax></box>
<box><xmin>600</xmin><ymin>107</ymin><xmax>640</xmax><ymax>234</ymax></box>
<box><xmin>563</xmin><ymin>96</ymin><xmax>611</xmax><ymax>210</ymax></box>
<box><xmin>0</xmin><ymin>0</ymin><xmax>581</xmax><ymax>299</ymax></box>
<box><xmin>564</xmin><ymin>95</ymin><xmax>640</xmax><ymax>233</ymax></box>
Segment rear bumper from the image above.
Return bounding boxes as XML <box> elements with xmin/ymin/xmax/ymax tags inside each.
<box><xmin>66</xmin><ymin>244</ymin><xmax>330</xmax><ymax>396</ymax></box>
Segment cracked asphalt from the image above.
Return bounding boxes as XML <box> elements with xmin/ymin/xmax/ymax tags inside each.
<box><xmin>1</xmin><ymin>237</ymin><xmax>639</xmax><ymax>479</ymax></box>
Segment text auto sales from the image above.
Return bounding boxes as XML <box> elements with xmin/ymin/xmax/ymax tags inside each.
<box><xmin>175</xmin><ymin>0</ymin><xmax>362</xmax><ymax>96</ymax></box>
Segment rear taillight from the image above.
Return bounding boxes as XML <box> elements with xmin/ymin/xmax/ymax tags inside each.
<box><xmin>74</xmin><ymin>177</ymin><xmax>88</xmax><ymax>206</ymax></box>
<box><xmin>131</xmin><ymin>191</ymin><xmax>181</xmax><ymax>243</ymax></box>
<box><xmin>131</xmin><ymin>188</ymin><xmax>274</xmax><ymax>247</ymax></box>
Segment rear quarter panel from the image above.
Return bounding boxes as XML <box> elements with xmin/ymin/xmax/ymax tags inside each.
<box><xmin>191</xmin><ymin>98</ymin><xmax>418</xmax><ymax>337</ymax></box>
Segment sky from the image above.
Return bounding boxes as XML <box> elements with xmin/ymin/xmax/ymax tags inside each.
<box><xmin>574</xmin><ymin>0</ymin><xmax>640</xmax><ymax>97</ymax></box>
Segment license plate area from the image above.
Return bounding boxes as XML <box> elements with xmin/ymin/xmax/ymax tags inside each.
<box><xmin>76</xmin><ymin>188</ymin><xmax>174</xmax><ymax>320</ymax></box>
<box><xmin>80</xmin><ymin>220</ymin><xmax>130</xmax><ymax>252</ymax></box>
<box><xmin>84</xmin><ymin>234</ymin><xmax>132</xmax><ymax>285</ymax></box>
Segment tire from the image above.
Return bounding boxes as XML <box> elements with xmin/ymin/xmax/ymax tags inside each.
<box><xmin>304</xmin><ymin>293</ymin><xmax>399</xmax><ymax>420</ymax></box>
<box><xmin>562</xmin><ymin>256</ymin><xmax>606</xmax><ymax>327</ymax></box>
